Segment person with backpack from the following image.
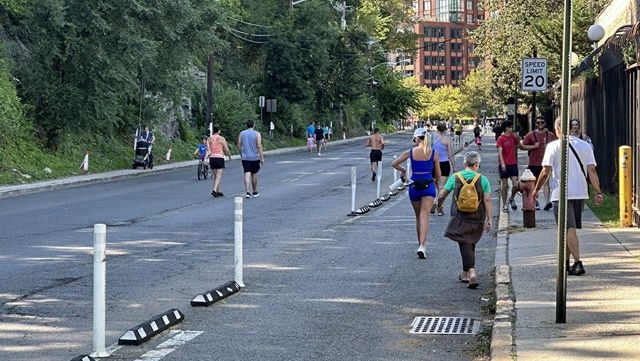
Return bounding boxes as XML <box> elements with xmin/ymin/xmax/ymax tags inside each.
<box><xmin>391</xmin><ymin>128</ymin><xmax>441</xmax><ymax>259</ymax></box>
<box><xmin>436</xmin><ymin>151</ymin><xmax>493</xmax><ymax>289</ymax></box>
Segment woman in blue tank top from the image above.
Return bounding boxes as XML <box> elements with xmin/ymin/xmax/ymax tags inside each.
<box><xmin>392</xmin><ymin>129</ymin><xmax>442</xmax><ymax>259</ymax></box>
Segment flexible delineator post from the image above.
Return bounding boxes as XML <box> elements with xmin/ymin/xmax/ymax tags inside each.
<box><xmin>234</xmin><ymin>197</ymin><xmax>245</xmax><ymax>287</ymax></box>
<box><xmin>91</xmin><ymin>224</ymin><xmax>109</xmax><ymax>357</ymax></box>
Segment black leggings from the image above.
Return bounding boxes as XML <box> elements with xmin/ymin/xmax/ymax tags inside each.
<box><xmin>458</xmin><ymin>242</ymin><xmax>476</xmax><ymax>271</ymax></box>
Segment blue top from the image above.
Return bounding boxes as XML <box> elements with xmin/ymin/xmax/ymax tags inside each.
<box><xmin>307</xmin><ymin>124</ymin><xmax>315</xmax><ymax>137</ymax></box>
<box><xmin>432</xmin><ymin>135</ymin><xmax>449</xmax><ymax>162</ymax></box>
<box><xmin>197</xmin><ymin>144</ymin><xmax>207</xmax><ymax>157</ymax></box>
<box><xmin>239</xmin><ymin>129</ymin><xmax>260</xmax><ymax>161</ymax></box>
<box><xmin>410</xmin><ymin>146</ymin><xmax>435</xmax><ymax>181</ymax></box>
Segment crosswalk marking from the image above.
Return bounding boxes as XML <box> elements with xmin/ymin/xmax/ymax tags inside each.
<box><xmin>133</xmin><ymin>330</ymin><xmax>203</xmax><ymax>361</ymax></box>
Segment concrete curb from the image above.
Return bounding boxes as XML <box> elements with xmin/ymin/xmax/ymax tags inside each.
<box><xmin>0</xmin><ymin>134</ymin><xmax>376</xmax><ymax>199</ymax></box>
<box><xmin>491</xmin><ymin>204</ymin><xmax>515</xmax><ymax>360</ymax></box>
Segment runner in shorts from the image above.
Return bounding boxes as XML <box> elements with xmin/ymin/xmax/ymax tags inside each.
<box><xmin>207</xmin><ymin>126</ymin><xmax>232</xmax><ymax>197</ymax></box>
<box><xmin>366</xmin><ymin>128</ymin><xmax>385</xmax><ymax>181</ymax></box>
<box><xmin>238</xmin><ymin>120</ymin><xmax>264</xmax><ymax>198</ymax></box>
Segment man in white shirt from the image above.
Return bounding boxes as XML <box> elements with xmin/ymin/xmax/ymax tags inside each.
<box><xmin>533</xmin><ymin>117</ymin><xmax>604</xmax><ymax>276</ymax></box>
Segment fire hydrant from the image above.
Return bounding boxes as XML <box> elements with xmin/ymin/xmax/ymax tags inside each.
<box><xmin>518</xmin><ymin>169</ymin><xmax>537</xmax><ymax>228</ymax></box>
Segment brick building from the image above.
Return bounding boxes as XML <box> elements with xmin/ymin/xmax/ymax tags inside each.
<box><xmin>410</xmin><ymin>0</ymin><xmax>488</xmax><ymax>88</ymax></box>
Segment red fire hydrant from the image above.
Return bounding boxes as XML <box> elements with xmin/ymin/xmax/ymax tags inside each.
<box><xmin>518</xmin><ymin>169</ymin><xmax>537</xmax><ymax>228</ymax></box>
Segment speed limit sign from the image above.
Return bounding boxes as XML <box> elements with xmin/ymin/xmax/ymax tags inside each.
<box><xmin>521</xmin><ymin>58</ymin><xmax>548</xmax><ymax>92</ymax></box>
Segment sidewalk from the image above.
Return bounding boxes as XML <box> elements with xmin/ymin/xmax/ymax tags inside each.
<box><xmin>492</xmin><ymin>189</ymin><xmax>640</xmax><ymax>360</ymax></box>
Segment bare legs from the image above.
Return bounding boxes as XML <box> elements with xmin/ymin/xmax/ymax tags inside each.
<box><xmin>566</xmin><ymin>227</ymin><xmax>580</xmax><ymax>262</ymax></box>
<box><xmin>212</xmin><ymin>169</ymin><xmax>223</xmax><ymax>193</ymax></box>
<box><xmin>243</xmin><ymin>172</ymin><xmax>258</xmax><ymax>194</ymax></box>
<box><xmin>411</xmin><ymin>196</ymin><xmax>435</xmax><ymax>247</ymax></box>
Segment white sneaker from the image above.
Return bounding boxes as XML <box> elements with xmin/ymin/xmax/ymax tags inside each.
<box><xmin>416</xmin><ymin>245</ymin><xmax>426</xmax><ymax>259</ymax></box>
<box><xmin>318</xmin><ymin>153</ymin><xmax>322</xmax><ymax>156</ymax></box>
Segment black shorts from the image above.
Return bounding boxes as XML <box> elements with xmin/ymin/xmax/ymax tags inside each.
<box><xmin>439</xmin><ymin>161</ymin><xmax>451</xmax><ymax>177</ymax></box>
<box><xmin>499</xmin><ymin>164</ymin><xmax>519</xmax><ymax>179</ymax></box>
<box><xmin>553</xmin><ymin>200</ymin><xmax>585</xmax><ymax>229</ymax></box>
<box><xmin>209</xmin><ymin>157</ymin><xmax>225</xmax><ymax>169</ymax></box>
<box><xmin>242</xmin><ymin>160</ymin><xmax>261</xmax><ymax>174</ymax></box>
<box><xmin>370</xmin><ymin>149</ymin><xmax>382</xmax><ymax>163</ymax></box>
<box><xmin>528</xmin><ymin>165</ymin><xmax>543</xmax><ymax>179</ymax></box>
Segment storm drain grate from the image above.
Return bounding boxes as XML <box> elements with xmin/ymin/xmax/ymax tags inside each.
<box><xmin>410</xmin><ymin>317</ymin><xmax>480</xmax><ymax>335</ymax></box>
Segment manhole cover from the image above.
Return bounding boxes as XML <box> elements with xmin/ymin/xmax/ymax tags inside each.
<box><xmin>410</xmin><ymin>317</ymin><xmax>480</xmax><ymax>335</ymax></box>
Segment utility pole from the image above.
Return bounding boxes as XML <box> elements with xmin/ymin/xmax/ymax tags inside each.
<box><xmin>206</xmin><ymin>53</ymin><xmax>214</xmax><ymax>130</ymax></box>
<box><xmin>531</xmin><ymin>49</ymin><xmax>537</xmax><ymax>132</ymax></box>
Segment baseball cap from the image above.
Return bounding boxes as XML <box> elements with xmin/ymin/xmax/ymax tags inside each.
<box><xmin>413</xmin><ymin>128</ymin><xmax>426</xmax><ymax>138</ymax></box>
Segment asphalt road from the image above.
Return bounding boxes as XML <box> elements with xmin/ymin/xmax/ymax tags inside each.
<box><xmin>0</xmin><ymin>132</ymin><xmax>499</xmax><ymax>361</ymax></box>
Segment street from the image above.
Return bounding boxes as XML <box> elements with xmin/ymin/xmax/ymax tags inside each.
<box><xmin>0</xmin><ymin>132</ymin><xmax>499</xmax><ymax>361</ymax></box>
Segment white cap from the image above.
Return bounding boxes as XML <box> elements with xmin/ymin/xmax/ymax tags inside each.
<box><xmin>520</xmin><ymin>169</ymin><xmax>536</xmax><ymax>181</ymax></box>
<box><xmin>413</xmin><ymin>128</ymin><xmax>426</xmax><ymax>138</ymax></box>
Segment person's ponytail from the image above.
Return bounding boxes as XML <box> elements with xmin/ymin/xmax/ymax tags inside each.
<box><xmin>420</xmin><ymin>134</ymin><xmax>432</xmax><ymax>159</ymax></box>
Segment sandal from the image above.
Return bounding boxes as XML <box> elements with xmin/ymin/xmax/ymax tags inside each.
<box><xmin>458</xmin><ymin>273</ymin><xmax>469</xmax><ymax>283</ymax></box>
<box><xmin>437</xmin><ymin>206</ymin><xmax>444</xmax><ymax>216</ymax></box>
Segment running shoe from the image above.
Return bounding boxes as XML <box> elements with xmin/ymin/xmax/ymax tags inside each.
<box><xmin>430</xmin><ymin>203</ymin><xmax>436</xmax><ymax>214</ymax></box>
<box><xmin>544</xmin><ymin>202</ymin><xmax>553</xmax><ymax>211</ymax></box>
<box><xmin>371</xmin><ymin>172</ymin><xmax>376</xmax><ymax>182</ymax></box>
<box><xmin>245</xmin><ymin>192</ymin><xmax>252</xmax><ymax>198</ymax></box>
<box><xmin>416</xmin><ymin>245</ymin><xmax>426</xmax><ymax>259</ymax></box>
<box><xmin>535</xmin><ymin>200</ymin><xmax>540</xmax><ymax>210</ymax></box>
<box><xmin>211</xmin><ymin>190</ymin><xmax>218</xmax><ymax>197</ymax></box>
<box><xmin>509</xmin><ymin>197</ymin><xmax>517</xmax><ymax>210</ymax></box>
<box><xmin>502</xmin><ymin>205</ymin><xmax>508</xmax><ymax>212</ymax></box>
<box><xmin>252</xmin><ymin>192</ymin><xmax>260</xmax><ymax>198</ymax></box>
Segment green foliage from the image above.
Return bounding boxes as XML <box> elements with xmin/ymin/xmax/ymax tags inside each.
<box><xmin>419</xmin><ymin>85</ymin><xmax>463</xmax><ymax>120</ymax></box>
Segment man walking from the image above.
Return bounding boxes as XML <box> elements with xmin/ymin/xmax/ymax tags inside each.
<box><xmin>366</xmin><ymin>127</ymin><xmax>385</xmax><ymax>181</ymax></box>
<box><xmin>534</xmin><ymin>117</ymin><xmax>604</xmax><ymax>275</ymax></box>
<box><xmin>314</xmin><ymin>122</ymin><xmax>325</xmax><ymax>156</ymax></box>
<box><xmin>140</xmin><ymin>125</ymin><xmax>155</xmax><ymax>166</ymax></box>
<box><xmin>496</xmin><ymin>121</ymin><xmax>523</xmax><ymax>212</ymax></box>
<box><xmin>522</xmin><ymin>116</ymin><xmax>557</xmax><ymax>210</ymax></box>
<box><xmin>238</xmin><ymin>120</ymin><xmax>264</xmax><ymax>198</ymax></box>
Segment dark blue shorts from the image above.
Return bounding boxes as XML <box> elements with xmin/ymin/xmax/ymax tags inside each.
<box><xmin>499</xmin><ymin>164</ymin><xmax>519</xmax><ymax>179</ymax></box>
<box><xmin>409</xmin><ymin>183</ymin><xmax>437</xmax><ymax>201</ymax></box>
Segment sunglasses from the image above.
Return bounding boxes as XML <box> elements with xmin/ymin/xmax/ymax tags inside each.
<box><xmin>536</xmin><ymin>121</ymin><xmax>545</xmax><ymax>124</ymax></box>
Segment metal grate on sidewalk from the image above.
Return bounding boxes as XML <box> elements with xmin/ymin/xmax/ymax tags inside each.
<box><xmin>410</xmin><ymin>317</ymin><xmax>480</xmax><ymax>335</ymax></box>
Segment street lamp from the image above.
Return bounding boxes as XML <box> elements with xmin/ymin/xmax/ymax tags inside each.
<box><xmin>587</xmin><ymin>24</ymin><xmax>605</xmax><ymax>49</ymax></box>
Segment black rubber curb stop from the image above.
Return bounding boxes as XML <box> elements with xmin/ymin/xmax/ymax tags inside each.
<box><xmin>118</xmin><ymin>309</ymin><xmax>184</xmax><ymax>345</ymax></box>
<box><xmin>191</xmin><ymin>281</ymin><xmax>241</xmax><ymax>307</ymax></box>
<box><xmin>70</xmin><ymin>356</ymin><xmax>95</xmax><ymax>361</ymax></box>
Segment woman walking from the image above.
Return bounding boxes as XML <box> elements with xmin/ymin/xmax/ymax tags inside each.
<box><xmin>432</xmin><ymin>121</ymin><xmax>455</xmax><ymax>216</ymax></box>
<box><xmin>392</xmin><ymin>128</ymin><xmax>441</xmax><ymax>259</ymax></box>
<box><xmin>436</xmin><ymin>151</ymin><xmax>492</xmax><ymax>288</ymax></box>
<box><xmin>207</xmin><ymin>125</ymin><xmax>232</xmax><ymax>197</ymax></box>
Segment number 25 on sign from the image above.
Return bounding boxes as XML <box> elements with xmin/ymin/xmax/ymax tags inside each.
<box><xmin>521</xmin><ymin>58</ymin><xmax>548</xmax><ymax>92</ymax></box>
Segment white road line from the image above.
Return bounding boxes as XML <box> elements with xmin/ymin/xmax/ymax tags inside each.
<box><xmin>133</xmin><ymin>330</ymin><xmax>203</xmax><ymax>361</ymax></box>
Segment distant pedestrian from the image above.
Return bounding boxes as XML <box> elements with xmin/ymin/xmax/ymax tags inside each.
<box><xmin>521</xmin><ymin>116</ymin><xmax>557</xmax><ymax>210</ymax></box>
<box><xmin>314</xmin><ymin>122</ymin><xmax>325</xmax><ymax>156</ymax></box>
<box><xmin>391</xmin><ymin>128</ymin><xmax>441</xmax><ymax>259</ymax></box>
<box><xmin>432</xmin><ymin>121</ymin><xmax>455</xmax><ymax>216</ymax></box>
<box><xmin>307</xmin><ymin>122</ymin><xmax>315</xmax><ymax>137</ymax></box>
<box><xmin>238</xmin><ymin>120</ymin><xmax>265</xmax><ymax>198</ymax></box>
<box><xmin>306</xmin><ymin>134</ymin><xmax>314</xmax><ymax>153</ymax></box>
<box><xmin>436</xmin><ymin>151</ymin><xmax>492</xmax><ymax>289</ymax></box>
<box><xmin>207</xmin><ymin>126</ymin><xmax>232</xmax><ymax>197</ymax></box>
<box><xmin>473</xmin><ymin>124</ymin><xmax>482</xmax><ymax>150</ymax></box>
<box><xmin>140</xmin><ymin>125</ymin><xmax>155</xmax><ymax>166</ymax></box>
<box><xmin>493</xmin><ymin>120</ymin><xmax>503</xmax><ymax>141</ymax></box>
<box><xmin>366</xmin><ymin>127</ymin><xmax>385</xmax><ymax>181</ymax></box>
<box><xmin>453</xmin><ymin>121</ymin><xmax>463</xmax><ymax>142</ymax></box>
<box><xmin>569</xmin><ymin>119</ymin><xmax>593</xmax><ymax>147</ymax></box>
<box><xmin>496</xmin><ymin>120</ymin><xmax>523</xmax><ymax>212</ymax></box>
<box><xmin>534</xmin><ymin>117</ymin><xmax>604</xmax><ymax>276</ymax></box>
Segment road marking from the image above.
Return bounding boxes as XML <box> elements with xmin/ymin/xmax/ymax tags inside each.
<box><xmin>133</xmin><ymin>330</ymin><xmax>202</xmax><ymax>361</ymax></box>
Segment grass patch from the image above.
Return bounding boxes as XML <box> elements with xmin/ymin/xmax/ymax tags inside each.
<box><xmin>586</xmin><ymin>190</ymin><xmax>620</xmax><ymax>228</ymax></box>
<box><xmin>465</xmin><ymin>268</ymin><xmax>495</xmax><ymax>360</ymax></box>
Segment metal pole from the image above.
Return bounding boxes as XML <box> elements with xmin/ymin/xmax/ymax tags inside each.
<box><xmin>91</xmin><ymin>224</ymin><xmax>109</xmax><ymax>358</ymax></box>
<box><xmin>556</xmin><ymin>0</ymin><xmax>573</xmax><ymax>324</ymax></box>
<box><xmin>234</xmin><ymin>197</ymin><xmax>245</xmax><ymax>287</ymax></box>
<box><xmin>376</xmin><ymin>161</ymin><xmax>382</xmax><ymax>199</ymax></box>
<box><xmin>351</xmin><ymin>167</ymin><xmax>357</xmax><ymax>213</ymax></box>
<box><xmin>393</xmin><ymin>155</ymin><xmax>398</xmax><ymax>182</ymax></box>
<box><xmin>206</xmin><ymin>54</ymin><xmax>214</xmax><ymax>126</ymax></box>
<box><xmin>531</xmin><ymin>49</ymin><xmax>538</xmax><ymax>133</ymax></box>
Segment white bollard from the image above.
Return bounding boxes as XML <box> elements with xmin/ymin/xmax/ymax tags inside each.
<box><xmin>234</xmin><ymin>197</ymin><xmax>245</xmax><ymax>288</ymax></box>
<box><xmin>393</xmin><ymin>155</ymin><xmax>398</xmax><ymax>182</ymax></box>
<box><xmin>91</xmin><ymin>224</ymin><xmax>109</xmax><ymax>358</ymax></box>
<box><xmin>376</xmin><ymin>161</ymin><xmax>382</xmax><ymax>199</ymax></box>
<box><xmin>350</xmin><ymin>167</ymin><xmax>357</xmax><ymax>213</ymax></box>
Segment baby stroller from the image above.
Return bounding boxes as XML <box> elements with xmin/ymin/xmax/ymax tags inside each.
<box><xmin>132</xmin><ymin>140</ymin><xmax>153</xmax><ymax>169</ymax></box>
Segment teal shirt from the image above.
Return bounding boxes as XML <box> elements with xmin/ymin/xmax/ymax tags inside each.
<box><xmin>444</xmin><ymin>170</ymin><xmax>491</xmax><ymax>194</ymax></box>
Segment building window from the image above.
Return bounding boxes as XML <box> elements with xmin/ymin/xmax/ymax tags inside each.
<box><xmin>451</xmin><ymin>42</ymin><xmax>463</xmax><ymax>52</ymax></box>
<box><xmin>468</xmin><ymin>44</ymin><xmax>475</xmax><ymax>54</ymax></box>
<box><xmin>450</xmin><ymin>28</ymin><xmax>463</xmax><ymax>39</ymax></box>
<box><xmin>466</xmin><ymin>0</ymin><xmax>473</xmax><ymax>10</ymax></box>
<box><xmin>451</xmin><ymin>70</ymin><xmax>463</xmax><ymax>80</ymax></box>
<box><xmin>425</xmin><ymin>42</ymin><xmax>446</xmax><ymax>52</ymax></box>
<box><xmin>466</xmin><ymin>14</ymin><xmax>474</xmax><ymax>23</ymax></box>
<box><xmin>469</xmin><ymin>58</ymin><xmax>477</xmax><ymax>67</ymax></box>
<box><xmin>435</xmin><ymin>70</ymin><xmax>446</xmax><ymax>80</ymax></box>
<box><xmin>451</xmin><ymin>57</ymin><xmax>463</xmax><ymax>67</ymax></box>
<box><xmin>423</xmin><ymin>1</ymin><xmax>431</xmax><ymax>16</ymax></box>
<box><xmin>424</xmin><ymin>70</ymin><xmax>431</xmax><ymax>79</ymax></box>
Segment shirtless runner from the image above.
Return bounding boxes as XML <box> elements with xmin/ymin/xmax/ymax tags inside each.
<box><xmin>366</xmin><ymin>128</ymin><xmax>385</xmax><ymax>181</ymax></box>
